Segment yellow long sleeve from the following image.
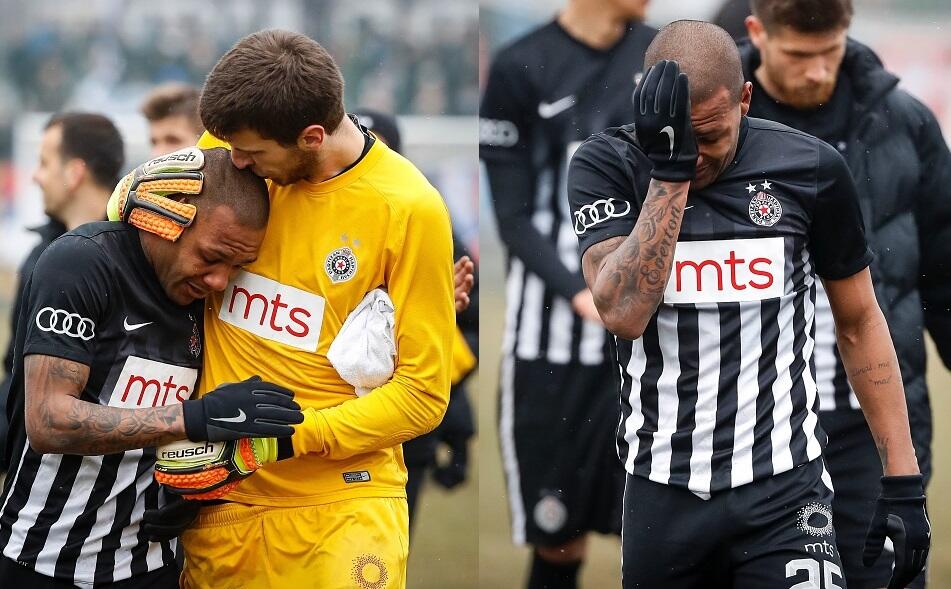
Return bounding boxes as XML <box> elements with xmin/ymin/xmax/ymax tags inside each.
<box><xmin>292</xmin><ymin>189</ymin><xmax>455</xmax><ymax>460</ymax></box>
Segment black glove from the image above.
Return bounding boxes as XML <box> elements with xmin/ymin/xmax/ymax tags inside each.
<box><xmin>863</xmin><ymin>474</ymin><xmax>930</xmax><ymax>589</ymax></box>
<box><xmin>632</xmin><ymin>60</ymin><xmax>699</xmax><ymax>182</ymax></box>
<box><xmin>181</xmin><ymin>376</ymin><xmax>304</xmax><ymax>442</ymax></box>
<box><xmin>141</xmin><ymin>493</ymin><xmax>201</xmax><ymax>542</ymax></box>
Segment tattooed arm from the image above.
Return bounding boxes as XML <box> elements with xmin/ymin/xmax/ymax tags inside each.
<box><xmin>824</xmin><ymin>268</ymin><xmax>920</xmax><ymax>475</ymax></box>
<box><xmin>580</xmin><ymin>179</ymin><xmax>689</xmax><ymax>340</ymax></box>
<box><xmin>24</xmin><ymin>354</ymin><xmax>186</xmax><ymax>455</ymax></box>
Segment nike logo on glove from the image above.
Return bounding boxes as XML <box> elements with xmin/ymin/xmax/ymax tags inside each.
<box><xmin>123</xmin><ymin>317</ymin><xmax>153</xmax><ymax>331</ymax></box>
<box><xmin>211</xmin><ymin>409</ymin><xmax>247</xmax><ymax>423</ymax></box>
<box><xmin>538</xmin><ymin>95</ymin><xmax>576</xmax><ymax>119</ymax></box>
<box><xmin>660</xmin><ymin>126</ymin><xmax>675</xmax><ymax>159</ymax></box>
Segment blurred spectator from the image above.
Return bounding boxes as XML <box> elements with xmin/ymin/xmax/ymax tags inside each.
<box><xmin>141</xmin><ymin>83</ymin><xmax>204</xmax><ymax>157</ymax></box>
<box><xmin>0</xmin><ymin>112</ymin><xmax>123</xmax><ymax>468</ymax></box>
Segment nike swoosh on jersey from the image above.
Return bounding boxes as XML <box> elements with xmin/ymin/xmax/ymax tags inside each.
<box><xmin>123</xmin><ymin>318</ymin><xmax>153</xmax><ymax>331</ymax></box>
<box><xmin>538</xmin><ymin>95</ymin><xmax>577</xmax><ymax>119</ymax></box>
<box><xmin>660</xmin><ymin>126</ymin><xmax>675</xmax><ymax>159</ymax></box>
<box><xmin>211</xmin><ymin>409</ymin><xmax>247</xmax><ymax>423</ymax></box>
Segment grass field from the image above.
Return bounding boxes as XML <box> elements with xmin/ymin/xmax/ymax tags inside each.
<box><xmin>476</xmin><ymin>242</ymin><xmax>951</xmax><ymax>588</ymax></box>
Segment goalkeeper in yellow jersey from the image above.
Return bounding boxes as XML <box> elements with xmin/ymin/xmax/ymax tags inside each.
<box><xmin>148</xmin><ymin>29</ymin><xmax>456</xmax><ymax>589</ymax></box>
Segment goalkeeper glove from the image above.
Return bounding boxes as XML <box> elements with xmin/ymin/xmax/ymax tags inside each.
<box><xmin>863</xmin><ymin>474</ymin><xmax>931</xmax><ymax>589</ymax></box>
<box><xmin>154</xmin><ymin>437</ymin><xmax>293</xmax><ymax>500</ymax></box>
<box><xmin>182</xmin><ymin>376</ymin><xmax>303</xmax><ymax>442</ymax></box>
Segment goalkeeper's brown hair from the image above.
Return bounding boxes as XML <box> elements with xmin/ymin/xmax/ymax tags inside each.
<box><xmin>750</xmin><ymin>0</ymin><xmax>853</xmax><ymax>33</ymax></box>
<box><xmin>200</xmin><ymin>29</ymin><xmax>345</xmax><ymax>146</ymax></box>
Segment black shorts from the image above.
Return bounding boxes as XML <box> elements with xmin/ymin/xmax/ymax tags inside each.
<box><xmin>499</xmin><ymin>356</ymin><xmax>624</xmax><ymax>546</ymax></box>
<box><xmin>622</xmin><ymin>459</ymin><xmax>845</xmax><ymax>589</ymax></box>
<box><xmin>821</xmin><ymin>409</ymin><xmax>927</xmax><ymax>589</ymax></box>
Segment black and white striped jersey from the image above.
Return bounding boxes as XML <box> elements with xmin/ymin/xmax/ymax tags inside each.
<box><xmin>0</xmin><ymin>222</ymin><xmax>202</xmax><ymax>585</ymax></box>
<box><xmin>567</xmin><ymin>117</ymin><xmax>873</xmax><ymax>495</ymax></box>
<box><xmin>480</xmin><ymin>20</ymin><xmax>654</xmax><ymax>365</ymax></box>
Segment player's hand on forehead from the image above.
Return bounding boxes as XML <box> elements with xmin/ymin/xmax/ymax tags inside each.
<box><xmin>632</xmin><ymin>60</ymin><xmax>699</xmax><ymax>183</ymax></box>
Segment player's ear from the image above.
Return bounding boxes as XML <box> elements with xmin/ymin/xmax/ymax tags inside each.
<box><xmin>740</xmin><ymin>82</ymin><xmax>753</xmax><ymax>116</ymax></box>
<box><xmin>65</xmin><ymin>158</ymin><xmax>86</xmax><ymax>192</ymax></box>
<box><xmin>746</xmin><ymin>15</ymin><xmax>767</xmax><ymax>49</ymax></box>
<box><xmin>297</xmin><ymin>125</ymin><xmax>326</xmax><ymax>152</ymax></box>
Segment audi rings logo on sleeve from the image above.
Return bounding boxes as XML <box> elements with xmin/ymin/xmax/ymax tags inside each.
<box><xmin>35</xmin><ymin>307</ymin><xmax>96</xmax><ymax>340</ymax></box>
<box><xmin>573</xmin><ymin>198</ymin><xmax>632</xmax><ymax>235</ymax></box>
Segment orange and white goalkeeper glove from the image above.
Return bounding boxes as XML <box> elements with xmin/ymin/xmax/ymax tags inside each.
<box><xmin>154</xmin><ymin>438</ymin><xmax>293</xmax><ymax>500</ymax></box>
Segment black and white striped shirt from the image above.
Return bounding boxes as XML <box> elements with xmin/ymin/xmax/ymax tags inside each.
<box><xmin>480</xmin><ymin>20</ymin><xmax>654</xmax><ymax>365</ymax></box>
<box><xmin>0</xmin><ymin>223</ymin><xmax>202</xmax><ymax>585</ymax></box>
<box><xmin>568</xmin><ymin>118</ymin><xmax>873</xmax><ymax>495</ymax></box>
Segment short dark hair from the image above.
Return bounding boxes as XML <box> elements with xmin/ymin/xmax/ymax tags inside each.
<box><xmin>46</xmin><ymin>112</ymin><xmax>124</xmax><ymax>189</ymax></box>
<box><xmin>644</xmin><ymin>20</ymin><xmax>745</xmax><ymax>103</ymax></box>
<box><xmin>141</xmin><ymin>83</ymin><xmax>203</xmax><ymax>131</ymax></box>
<box><xmin>750</xmin><ymin>0</ymin><xmax>853</xmax><ymax>33</ymax></box>
<box><xmin>200</xmin><ymin>29</ymin><xmax>345</xmax><ymax>146</ymax></box>
<box><xmin>187</xmin><ymin>148</ymin><xmax>269</xmax><ymax>230</ymax></box>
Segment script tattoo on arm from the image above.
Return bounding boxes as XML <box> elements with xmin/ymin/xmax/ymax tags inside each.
<box><xmin>581</xmin><ymin>179</ymin><xmax>689</xmax><ymax>338</ymax></box>
<box><xmin>24</xmin><ymin>354</ymin><xmax>186</xmax><ymax>455</ymax></box>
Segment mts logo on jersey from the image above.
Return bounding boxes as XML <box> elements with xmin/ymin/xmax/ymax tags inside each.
<box><xmin>219</xmin><ymin>270</ymin><xmax>325</xmax><ymax>351</ymax></box>
<box><xmin>664</xmin><ymin>237</ymin><xmax>785</xmax><ymax>304</ymax></box>
<box><xmin>109</xmin><ymin>356</ymin><xmax>198</xmax><ymax>409</ymax></box>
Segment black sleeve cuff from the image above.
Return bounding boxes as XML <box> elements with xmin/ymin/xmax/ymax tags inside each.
<box><xmin>277</xmin><ymin>436</ymin><xmax>295</xmax><ymax>461</ymax></box>
<box><xmin>881</xmin><ymin>474</ymin><xmax>925</xmax><ymax>498</ymax></box>
<box><xmin>816</xmin><ymin>248</ymin><xmax>875</xmax><ymax>281</ymax></box>
<box><xmin>182</xmin><ymin>399</ymin><xmax>206</xmax><ymax>442</ymax></box>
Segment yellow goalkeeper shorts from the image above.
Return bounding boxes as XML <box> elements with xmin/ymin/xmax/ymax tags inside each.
<box><xmin>180</xmin><ymin>497</ymin><xmax>408</xmax><ymax>589</ymax></box>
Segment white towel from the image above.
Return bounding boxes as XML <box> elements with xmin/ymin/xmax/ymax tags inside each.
<box><xmin>327</xmin><ymin>288</ymin><xmax>396</xmax><ymax>397</ymax></box>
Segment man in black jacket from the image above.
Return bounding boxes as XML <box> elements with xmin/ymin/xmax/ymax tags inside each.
<box><xmin>741</xmin><ymin>1</ymin><xmax>951</xmax><ymax>586</ymax></box>
<box><xmin>0</xmin><ymin>113</ymin><xmax>124</xmax><ymax>470</ymax></box>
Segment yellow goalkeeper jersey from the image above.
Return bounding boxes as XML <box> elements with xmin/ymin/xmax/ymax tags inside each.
<box><xmin>197</xmin><ymin>133</ymin><xmax>455</xmax><ymax>506</ymax></box>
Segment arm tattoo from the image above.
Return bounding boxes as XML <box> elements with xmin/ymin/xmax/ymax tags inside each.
<box><xmin>582</xmin><ymin>180</ymin><xmax>688</xmax><ymax>328</ymax></box>
<box><xmin>58</xmin><ymin>401</ymin><xmax>184</xmax><ymax>455</ymax></box>
<box><xmin>25</xmin><ymin>355</ymin><xmax>186</xmax><ymax>455</ymax></box>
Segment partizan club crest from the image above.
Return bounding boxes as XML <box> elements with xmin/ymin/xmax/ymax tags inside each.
<box><xmin>748</xmin><ymin>181</ymin><xmax>783</xmax><ymax>227</ymax></box>
<box><xmin>325</xmin><ymin>246</ymin><xmax>358</xmax><ymax>284</ymax></box>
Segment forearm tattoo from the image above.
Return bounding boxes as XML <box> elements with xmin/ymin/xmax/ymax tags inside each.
<box><xmin>586</xmin><ymin>180</ymin><xmax>687</xmax><ymax>318</ymax></box>
<box><xmin>25</xmin><ymin>355</ymin><xmax>185</xmax><ymax>455</ymax></box>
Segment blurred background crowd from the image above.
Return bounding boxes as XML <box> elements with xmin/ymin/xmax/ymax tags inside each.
<box><xmin>0</xmin><ymin>0</ymin><xmax>480</xmax><ymax>267</ymax></box>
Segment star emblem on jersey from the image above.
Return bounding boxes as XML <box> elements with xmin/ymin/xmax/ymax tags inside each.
<box><xmin>796</xmin><ymin>502</ymin><xmax>834</xmax><ymax>537</ymax></box>
<box><xmin>748</xmin><ymin>185</ymin><xmax>783</xmax><ymax>227</ymax></box>
<box><xmin>325</xmin><ymin>247</ymin><xmax>358</xmax><ymax>284</ymax></box>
